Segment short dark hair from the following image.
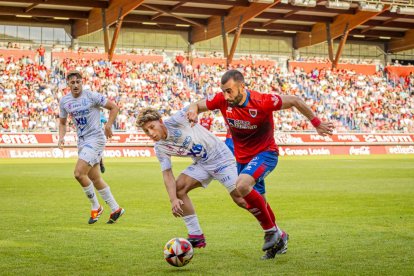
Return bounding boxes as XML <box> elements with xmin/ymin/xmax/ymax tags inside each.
<box><xmin>221</xmin><ymin>70</ymin><xmax>245</xmax><ymax>85</ymax></box>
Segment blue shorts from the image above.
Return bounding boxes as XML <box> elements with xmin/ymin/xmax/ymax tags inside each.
<box><xmin>237</xmin><ymin>151</ymin><xmax>278</xmax><ymax>194</ymax></box>
<box><xmin>224</xmin><ymin>138</ymin><xmax>234</xmax><ymax>155</ymax></box>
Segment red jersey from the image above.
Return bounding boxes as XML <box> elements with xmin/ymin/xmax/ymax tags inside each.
<box><xmin>199</xmin><ymin>117</ymin><xmax>213</xmax><ymax>131</ymax></box>
<box><xmin>206</xmin><ymin>90</ymin><xmax>282</xmax><ymax>163</ymax></box>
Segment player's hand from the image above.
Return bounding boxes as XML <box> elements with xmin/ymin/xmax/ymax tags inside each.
<box><xmin>186</xmin><ymin>110</ymin><xmax>198</xmax><ymax>127</ymax></box>
<box><xmin>316</xmin><ymin>121</ymin><xmax>335</xmax><ymax>136</ymax></box>
<box><xmin>171</xmin><ymin>199</ymin><xmax>184</xmax><ymax>217</ymax></box>
<box><xmin>58</xmin><ymin>138</ymin><xmax>65</xmax><ymax>149</ymax></box>
<box><xmin>104</xmin><ymin>125</ymin><xmax>113</xmax><ymax>139</ymax></box>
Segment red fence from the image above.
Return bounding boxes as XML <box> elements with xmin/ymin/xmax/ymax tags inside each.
<box><xmin>385</xmin><ymin>66</ymin><xmax>414</xmax><ymax>78</ymax></box>
<box><xmin>51</xmin><ymin>52</ymin><xmax>163</xmax><ymax>63</ymax></box>
<box><xmin>0</xmin><ymin>49</ymin><xmax>36</xmax><ymax>59</ymax></box>
<box><xmin>289</xmin><ymin>61</ymin><xmax>377</xmax><ymax>75</ymax></box>
<box><xmin>192</xmin><ymin>58</ymin><xmax>275</xmax><ymax>67</ymax></box>
<box><xmin>0</xmin><ymin>132</ymin><xmax>413</xmax><ymax>158</ymax></box>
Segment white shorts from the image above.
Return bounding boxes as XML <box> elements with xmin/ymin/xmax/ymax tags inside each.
<box><xmin>78</xmin><ymin>141</ymin><xmax>104</xmax><ymax>166</ymax></box>
<box><xmin>182</xmin><ymin>155</ymin><xmax>238</xmax><ymax>193</ymax></box>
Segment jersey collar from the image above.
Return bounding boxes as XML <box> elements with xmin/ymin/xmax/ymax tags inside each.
<box><xmin>240</xmin><ymin>90</ymin><xmax>250</xmax><ymax>107</ymax></box>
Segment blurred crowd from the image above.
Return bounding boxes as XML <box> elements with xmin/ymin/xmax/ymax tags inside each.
<box><xmin>0</xmin><ymin>52</ymin><xmax>413</xmax><ymax>133</ymax></box>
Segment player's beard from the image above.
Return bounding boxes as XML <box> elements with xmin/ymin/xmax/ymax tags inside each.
<box><xmin>227</xmin><ymin>87</ymin><xmax>244</xmax><ymax>107</ymax></box>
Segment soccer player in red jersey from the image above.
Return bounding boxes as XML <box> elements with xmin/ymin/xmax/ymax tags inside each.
<box><xmin>188</xmin><ymin>69</ymin><xmax>334</xmax><ymax>259</ymax></box>
<box><xmin>199</xmin><ymin>112</ymin><xmax>213</xmax><ymax>131</ymax></box>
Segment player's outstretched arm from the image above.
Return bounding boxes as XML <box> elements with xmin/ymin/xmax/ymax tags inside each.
<box><xmin>187</xmin><ymin>99</ymin><xmax>208</xmax><ymax>126</ymax></box>
<box><xmin>103</xmin><ymin>100</ymin><xmax>120</xmax><ymax>139</ymax></box>
<box><xmin>162</xmin><ymin>169</ymin><xmax>184</xmax><ymax>217</ymax></box>
<box><xmin>58</xmin><ymin>117</ymin><xmax>67</xmax><ymax>149</ymax></box>
<box><xmin>280</xmin><ymin>95</ymin><xmax>334</xmax><ymax>136</ymax></box>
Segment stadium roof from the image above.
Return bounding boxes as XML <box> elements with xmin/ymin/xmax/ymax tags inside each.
<box><xmin>1</xmin><ymin>0</ymin><xmax>414</xmax><ymax>53</ymax></box>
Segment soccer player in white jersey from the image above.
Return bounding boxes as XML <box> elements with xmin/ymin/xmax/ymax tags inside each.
<box><xmin>58</xmin><ymin>70</ymin><xmax>125</xmax><ymax>224</ymax></box>
<box><xmin>137</xmin><ymin>107</ymin><xmax>247</xmax><ymax>248</ymax></box>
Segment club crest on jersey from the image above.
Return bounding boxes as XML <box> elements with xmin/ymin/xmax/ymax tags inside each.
<box><xmin>249</xmin><ymin>109</ymin><xmax>257</xmax><ymax>118</ymax></box>
<box><xmin>226</xmin><ymin>107</ymin><xmax>232</xmax><ymax>113</ymax></box>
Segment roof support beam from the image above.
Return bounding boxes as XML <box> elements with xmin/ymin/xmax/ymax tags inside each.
<box><xmin>221</xmin><ymin>16</ymin><xmax>229</xmax><ymax>59</ymax></box>
<box><xmin>108</xmin><ymin>12</ymin><xmax>123</xmax><ymax>61</ymax></box>
<box><xmin>326</xmin><ymin>23</ymin><xmax>334</xmax><ymax>63</ymax></box>
<box><xmin>296</xmin><ymin>7</ymin><xmax>388</xmax><ymax>49</ymax></box>
<box><xmin>101</xmin><ymin>8</ymin><xmax>110</xmax><ymax>54</ymax></box>
<box><xmin>150</xmin><ymin>2</ymin><xmax>185</xmax><ymax>20</ymax></box>
<box><xmin>228</xmin><ymin>16</ymin><xmax>243</xmax><ymax>65</ymax></box>
<box><xmin>0</xmin><ymin>6</ymin><xmax>88</xmax><ymax>19</ymax></box>
<box><xmin>388</xmin><ymin>29</ymin><xmax>414</xmax><ymax>52</ymax></box>
<box><xmin>24</xmin><ymin>3</ymin><xmax>38</xmax><ymax>13</ymax></box>
<box><xmin>0</xmin><ymin>0</ymin><xmax>108</xmax><ymax>8</ymax></box>
<box><xmin>332</xmin><ymin>23</ymin><xmax>350</xmax><ymax>69</ymax></box>
<box><xmin>161</xmin><ymin>0</ymin><xmax>250</xmax><ymax>6</ymax></box>
<box><xmin>142</xmin><ymin>3</ymin><xmax>204</xmax><ymax>27</ymax></box>
<box><xmin>191</xmin><ymin>1</ymin><xmax>279</xmax><ymax>43</ymax></box>
<box><xmin>72</xmin><ymin>0</ymin><xmax>144</xmax><ymax>38</ymax></box>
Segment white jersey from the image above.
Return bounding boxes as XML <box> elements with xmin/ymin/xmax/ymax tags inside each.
<box><xmin>59</xmin><ymin>90</ymin><xmax>107</xmax><ymax>142</ymax></box>
<box><xmin>155</xmin><ymin>110</ymin><xmax>230</xmax><ymax>171</ymax></box>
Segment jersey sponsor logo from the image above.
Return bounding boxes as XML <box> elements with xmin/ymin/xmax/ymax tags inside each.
<box><xmin>188</xmin><ymin>144</ymin><xmax>207</xmax><ymax>159</ymax></box>
<box><xmin>177</xmin><ymin>136</ymin><xmax>192</xmax><ymax>156</ymax></box>
<box><xmin>67</xmin><ymin>102</ymin><xmax>82</xmax><ymax>110</ymax></box>
<box><xmin>75</xmin><ymin>116</ymin><xmax>88</xmax><ymax>131</ymax></box>
<box><xmin>227</xmin><ymin>118</ymin><xmax>257</xmax><ymax>130</ymax></box>
<box><xmin>71</xmin><ymin>109</ymin><xmax>90</xmax><ymax>117</ymax></box>
<box><xmin>213</xmin><ymin>164</ymin><xmax>230</xmax><ymax>173</ymax></box>
<box><xmin>249</xmin><ymin>109</ymin><xmax>257</xmax><ymax>118</ymax></box>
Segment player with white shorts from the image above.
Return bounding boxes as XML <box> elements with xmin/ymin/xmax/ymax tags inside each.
<box><xmin>58</xmin><ymin>70</ymin><xmax>124</xmax><ymax>224</ymax></box>
<box><xmin>137</xmin><ymin>107</ymin><xmax>246</xmax><ymax>248</ymax></box>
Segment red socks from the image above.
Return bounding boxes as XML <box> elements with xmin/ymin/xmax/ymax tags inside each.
<box><xmin>266</xmin><ymin>202</ymin><xmax>276</xmax><ymax>225</ymax></box>
<box><xmin>243</xmin><ymin>189</ymin><xmax>275</xmax><ymax>231</ymax></box>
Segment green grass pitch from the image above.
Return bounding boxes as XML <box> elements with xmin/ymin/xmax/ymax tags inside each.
<box><xmin>0</xmin><ymin>155</ymin><xmax>413</xmax><ymax>275</ymax></box>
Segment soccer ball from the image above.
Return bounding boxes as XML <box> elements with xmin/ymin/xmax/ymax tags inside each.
<box><xmin>163</xmin><ymin>238</ymin><xmax>194</xmax><ymax>267</ymax></box>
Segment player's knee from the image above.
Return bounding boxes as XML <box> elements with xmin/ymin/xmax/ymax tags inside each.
<box><xmin>74</xmin><ymin>170</ymin><xmax>85</xmax><ymax>181</ymax></box>
<box><xmin>73</xmin><ymin>170</ymin><xmax>83</xmax><ymax>181</ymax></box>
<box><xmin>236</xmin><ymin>181</ymin><xmax>250</xmax><ymax>197</ymax></box>
<box><xmin>176</xmin><ymin>183</ymin><xmax>189</xmax><ymax>198</ymax></box>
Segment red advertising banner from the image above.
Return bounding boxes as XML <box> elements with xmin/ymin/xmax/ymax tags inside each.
<box><xmin>0</xmin><ymin>147</ymin><xmax>155</xmax><ymax>159</ymax></box>
<box><xmin>279</xmin><ymin>145</ymin><xmax>414</xmax><ymax>156</ymax></box>
<box><xmin>1</xmin><ymin>145</ymin><xmax>413</xmax><ymax>158</ymax></box>
<box><xmin>1</xmin><ymin>133</ymin><xmax>413</xmax><ymax>146</ymax></box>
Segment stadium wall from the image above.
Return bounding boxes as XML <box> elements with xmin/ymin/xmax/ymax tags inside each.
<box><xmin>0</xmin><ymin>133</ymin><xmax>413</xmax><ymax>158</ymax></box>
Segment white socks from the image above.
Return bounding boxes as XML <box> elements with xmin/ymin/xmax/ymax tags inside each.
<box><xmin>83</xmin><ymin>183</ymin><xmax>100</xmax><ymax>210</ymax></box>
<box><xmin>183</xmin><ymin>214</ymin><xmax>203</xmax><ymax>235</ymax></box>
<box><xmin>98</xmin><ymin>186</ymin><xmax>120</xmax><ymax>212</ymax></box>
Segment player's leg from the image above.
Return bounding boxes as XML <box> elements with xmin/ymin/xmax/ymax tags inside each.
<box><xmin>236</xmin><ymin>151</ymin><xmax>282</xmax><ymax>251</ymax></box>
<box><xmin>255</xmin><ymin>181</ymin><xmax>289</xmax><ymax>260</ymax></box>
<box><xmin>209</xmin><ymin>157</ymin><xmax>247</xmax><ymax>209</ymax></box>
<box><xmin>73</xmin><ymin>158</ymin><xmax>102</xmax><ymax>224</ymax></box>
<box><xmin>178</xmin><ymin>164</ymin><xmax>211</xmax><ymax>248</ymax></box>
<box><xmin>99</xmin><ymin>157</ymin><xmax>105</xmax><ymax>173</ymax></box>
<box><xmin>88</xmin><ymin>163</ymin><xmax>124</xmax><ymax>224</ymax></box>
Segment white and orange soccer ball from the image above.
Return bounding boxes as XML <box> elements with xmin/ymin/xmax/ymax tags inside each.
<box><xmin>163</xmin><ymin>238</ymin><xmax>194</xmax><ymax>267</ymax></box>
